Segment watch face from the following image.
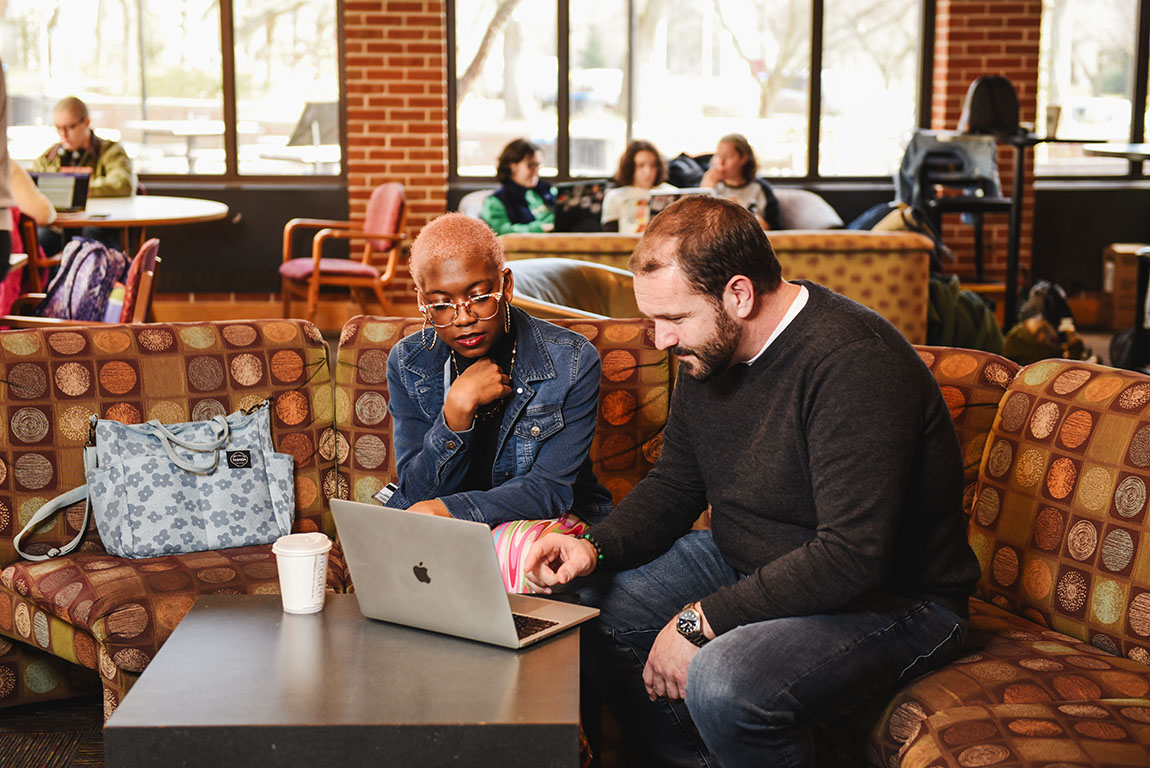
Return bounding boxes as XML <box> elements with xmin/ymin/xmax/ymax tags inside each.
<box><xmin>677</xmin><ymin>609</ymin><xmax>699</xmax><ymax>636</ymax></box>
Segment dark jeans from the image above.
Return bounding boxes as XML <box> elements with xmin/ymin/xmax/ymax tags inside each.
<box><xmin>38</xmin><ymin>225</ymin><xmax>122</xmax><ymax>258</ymax></box>
<box><xmin>578</xmin><ymin>531</ymin><xmax>967</xmax><ymax>768</ymax></box>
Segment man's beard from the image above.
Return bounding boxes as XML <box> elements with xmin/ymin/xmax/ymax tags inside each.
<box><xmin>669</xmin><ymin>304</ymin><xmax>741</xmax><ymax>381</ymax></box>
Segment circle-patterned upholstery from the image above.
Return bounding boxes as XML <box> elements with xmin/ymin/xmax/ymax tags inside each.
<box><xmin>0</xmin><ymin>320</ymin><xmax>343</xmax><ymax>714</ymax></box>
<box><xmin>969</xmin><ymin>360</ymin><xmax>1150</xmax><ymax>662</ymax></box>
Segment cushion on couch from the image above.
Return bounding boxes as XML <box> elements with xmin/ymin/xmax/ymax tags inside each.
<box><xmin>864</xmin><ymin>598</ymin><xmax>1150</xmax><ymax>766</ymax></box>
<box><xmin>774</xmin><ymin>188</ymin><xmax>844</xmax><ymax>230</ymax></box>
<box><xmin>510</xmin><ymin>257</ymin><xmax>639</xmax><ymax>319</ymax></box>
<box><xmin>969</xmin><ymin>359</ymin><xmax>1150</xmax><ymax>662</ymax></box>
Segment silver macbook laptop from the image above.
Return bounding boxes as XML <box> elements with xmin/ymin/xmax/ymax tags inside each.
<box><xmin>330</xmin><ymin>499</ymin><xmax>599</xmax><ymax>649</ymax></box>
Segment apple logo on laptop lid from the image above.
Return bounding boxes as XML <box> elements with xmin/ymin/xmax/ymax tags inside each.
<box><xmin>412</xmin><ymin>561</ymin><xmax>431</xmax><ymax>583</ymax></box>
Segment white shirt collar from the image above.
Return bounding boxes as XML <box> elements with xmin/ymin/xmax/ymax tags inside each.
<box><xmin>745</xmin><ymin>285</ymin><xmax>809</xmax><ymax>366</ymax></box>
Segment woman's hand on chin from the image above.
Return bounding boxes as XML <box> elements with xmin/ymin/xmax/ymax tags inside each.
<box><xmin>444</xmin><ymin>357</ymin><xmax>512</xmax><ymax>431</ymax></box>
<box><xmin>405</xmin><ymin>499</ymin><xmax>452</xmax><ymax>518</ymax></box>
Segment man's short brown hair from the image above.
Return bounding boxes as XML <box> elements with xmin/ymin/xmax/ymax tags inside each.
<box><xmin>628</xmin><ymin>196</ymin><xmax>782</xmax><ymax>301</ymax></box>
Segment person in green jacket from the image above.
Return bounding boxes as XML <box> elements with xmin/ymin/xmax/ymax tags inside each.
<box><xmin>31</xmin><ymin>96</ymin><xmax>136</xmax><ymax>255</ymax></box>
<box><xmin>480</xmin><ymin>138</ymin><xmax>556</xmax><ymax>235</ymax></box>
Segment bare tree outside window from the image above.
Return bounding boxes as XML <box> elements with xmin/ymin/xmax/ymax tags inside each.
<box><xmin>452</xmin><ymin>0</ymin><xmax>923</xmax><ymax>180</ymax></box>
<box><xmin>1</xmin><ymin>0</ymin><xmax>340</xmax><ymax>176</ymax></box>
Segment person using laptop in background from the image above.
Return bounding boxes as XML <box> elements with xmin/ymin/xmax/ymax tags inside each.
<box><xmin>480</xmin><ymin>138</ymin><xmax>556</xmax><ymax>235</ymax></box>
<box><xmin>601</xmin><ymin>139</ymin><xmax>675</xmax><ymax>235</ymax></box>
<box><xmin>524</xmin><ymin>196</ymin><xmax>979</xmax><ymax>768</ymax></box>
<box><xmin>384</xmin><ymin>212</ymin><xmax>612</xmax><ymax>593</ymax></box>
<box><xmin>9</xmin><ymin>160</ymin><xmax>57</xmax><ymax>229</ymax></box>
<box><xmin>31</xmin><ymin>96</ymin><xmax>135</xmax><ymax>255</ymax></box>
<box><xmin>699</xmin><ymin>133</ymin><xmax>781</xmax><ymax>230</ymax></box>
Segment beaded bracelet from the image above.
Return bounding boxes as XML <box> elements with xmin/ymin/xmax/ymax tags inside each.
<box><xmin>580</xmin><ymin>531</ymin><xmax>605</xmax><ymax>563</ymax></box>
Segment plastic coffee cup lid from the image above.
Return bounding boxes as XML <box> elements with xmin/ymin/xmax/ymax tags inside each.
<box><xmin>272</xmin><ymin>532</ymin><xmax>332</xmax><ymax>556</ymax></box>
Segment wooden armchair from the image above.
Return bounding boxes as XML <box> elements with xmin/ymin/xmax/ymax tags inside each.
<box><xmin>280</xmin><ymin>182</ymin><xmax>407</xmax><ymax>322</ymax></box>
<box><xmin>19</xmin><ymin>213</ymin><xmax>61</xmax><ymax>292</ymax></box>
<box><xmin>0</xmin><ymin>238</ymin><xmax>160</xmax><ymax>328</ymax></box>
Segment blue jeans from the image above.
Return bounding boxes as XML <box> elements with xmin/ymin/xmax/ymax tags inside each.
<box><xmin>578</xmin><ymin>531</ymin><xmax>967</xmax><ymax>768</ymax></box>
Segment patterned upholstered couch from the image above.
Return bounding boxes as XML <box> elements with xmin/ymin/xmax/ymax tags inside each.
<box><xmin>0</xmin><ymin>320</ymin><xmax>344</xmax><ymax>717</ymax></box>
<box><xmin>499</xmin><ymin>230</ymin><xmax>933</xmax><ymax>344</ymax></box>
<box><xmin>855</xmin><ymin>348</ymin><xmax>1150</xmax><ymax>766</ymax></box>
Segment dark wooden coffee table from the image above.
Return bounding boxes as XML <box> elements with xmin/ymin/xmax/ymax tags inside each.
<box><xmin>104</xmin><ymin>594</ymin><xmax>583</xmax><ymax>767</ymax></box>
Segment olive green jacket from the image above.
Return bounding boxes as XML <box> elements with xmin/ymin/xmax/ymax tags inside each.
<box><xmin>31</xmin><ymin>133</ymin><xmax>135</xmax><ymax>197</ymax></box>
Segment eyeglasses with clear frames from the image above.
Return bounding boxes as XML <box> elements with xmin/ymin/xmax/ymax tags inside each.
<box><xmin>418</xmin><ymin>276</ymin><xmax>505</xmax><ymax>328</ymax></box>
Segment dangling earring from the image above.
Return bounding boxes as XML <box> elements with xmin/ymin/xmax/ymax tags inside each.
<box><xmin>421</xmin><ymin>317</ymin><xmax>437</xmax><ymax>351</ymax></box>
<box><xmin>504</xmin><ymin>303</ymin><xmax>511</xmax><ymax>333</ymax></box>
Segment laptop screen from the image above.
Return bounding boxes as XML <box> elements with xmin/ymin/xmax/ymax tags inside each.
<box><xmin>30</xmin><ymin>171</ymin><xmax>91</xmax><ymax>212</ymax></box>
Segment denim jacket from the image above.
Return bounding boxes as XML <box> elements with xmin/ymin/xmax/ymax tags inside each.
<box><xmin>386</xmin><ymin>307</ymin><xmax>613</xmax><ymax>526</ymax></box>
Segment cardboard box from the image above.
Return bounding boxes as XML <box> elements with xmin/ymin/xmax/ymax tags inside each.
<box><xmin>1099</xmin><ymin>243</ymin><xmax>1147</xmax><ymax>330</ymax></box>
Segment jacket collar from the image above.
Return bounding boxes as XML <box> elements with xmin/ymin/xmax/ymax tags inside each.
<box><xmin>47</xmin><ymin>133</ymin><xmax>104</xmax><ymax>165</ymax></box>
<box><xmin>400</xmin><ymin>305</ymin><xmax>556</xmax><ymax>384</ymax></box>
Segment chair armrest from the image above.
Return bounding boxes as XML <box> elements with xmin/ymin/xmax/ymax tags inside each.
<box><xmin>8</xmin><ymin>293</ymin><xmax>46</xmax><ymax>314</ymax></box>
<box><xmin>312</xmin><ymin>229</ymin><xmax>408</xmax><ymax>285</ymax></box>
<box><xmin>311</xmin><ymin>229</ymin><xmax>407</xmax><ymax>244</ymax></box>
<box><xmin>282</xmin><ymin>217</ymin><xmax>355</xmax><ymax>263</ymax></box>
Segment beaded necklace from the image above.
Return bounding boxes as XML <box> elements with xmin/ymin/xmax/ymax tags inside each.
<box><xmin>451</xmin><ymin>340</ymin><xmax>518</xmax><ymax>422</ymax></box>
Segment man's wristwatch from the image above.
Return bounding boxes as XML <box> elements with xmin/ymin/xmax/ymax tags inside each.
<box><xmin>675</xmin><ymin>603</ymin><xmax>708</xmax><ymax>647</ymax></box>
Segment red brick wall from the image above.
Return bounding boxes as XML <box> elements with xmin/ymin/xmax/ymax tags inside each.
<box><xmin>344</xmin><ymin>1</ymin><xmax>450</xmax><ymax>303</ymax></box>
<box><xmin>932</xmin><ymin>0</ymin><xmax>1043</xmax><ymax>287</ymax></box>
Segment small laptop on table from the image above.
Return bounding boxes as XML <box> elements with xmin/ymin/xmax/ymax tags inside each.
<box><xmin>552</xmin><ymin>179</ymin><xmax>609</xmax><ymax>232</ymax></box>
<box><xmin>330</xmin><ymin>499</ymin><xmax>599</xmax><ymax>649</ymax></box>
<box><xmin>30</xmin><ymin>170</ymin><xmax>91</xmax><ymax>213</ymax></box>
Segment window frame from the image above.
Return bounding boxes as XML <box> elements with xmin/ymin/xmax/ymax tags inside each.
<box><xmin>1030</xmin><ymin>0</ymin><xmax>1149</xmax><ymax>181</ymax></box>
<box><xmin>128</xmin><ymin>0</ymin><xmax>348</xmax><ymax>184</ymax></box>
<box><xmin>448</xmin><ymin>0</ymin><xmax>1150</xmax><ymax>185</ymax></box>
<box><xmin>448</xmin><ymin>0</ymin><xmax>933</xmax><ymax>184</ymax></box>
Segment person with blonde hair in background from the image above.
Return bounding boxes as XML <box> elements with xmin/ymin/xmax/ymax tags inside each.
<box><xmin>700</xmin><ymin>133</ymin><xmax>780</xmax><ymax>230</ymax></box>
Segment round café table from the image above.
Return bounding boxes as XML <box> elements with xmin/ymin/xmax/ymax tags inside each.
<box><xmin>1081</xmin><ymin>143</ymin><xmax>1150</xmax><ymax>161</ymax></box>
<box><xmin>54</xmin><ymin>195</ymin><xmax>229</xmax><ymax>255</ymax></box>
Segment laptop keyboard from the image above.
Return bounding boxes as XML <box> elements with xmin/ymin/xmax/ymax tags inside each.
<box><xmin>513</xmin><ymin>613</ymin><xmax>559</xmax><ymax>639</ymax></box>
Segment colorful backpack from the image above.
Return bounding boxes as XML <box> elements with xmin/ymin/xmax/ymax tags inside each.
<box><xmin>34</xmin><ymin>238</ymin><xmax>128</xmax><ymax>321</ymax></box>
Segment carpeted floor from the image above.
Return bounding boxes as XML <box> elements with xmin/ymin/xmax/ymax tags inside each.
<box><xmin>0</xmin><ymin>697</ymin><xmax>104</xmax><ymax>768</ymax></box>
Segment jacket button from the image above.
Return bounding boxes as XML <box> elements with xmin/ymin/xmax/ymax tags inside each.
<box><xmin>530</xmin><ymin>425</ymin><xmax>541</xmax><ymax>437</ymax></box>
<box><xmin>516</xmin><ymin>387</ymin><xmax>523</xmax><ymax>394</ymax></box>
<box><xmin>446</xmin><ymin>440</ymin><xmax>457</xmax><ymax>450</ymax></box>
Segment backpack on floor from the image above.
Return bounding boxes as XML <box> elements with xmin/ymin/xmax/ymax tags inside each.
<box><xmin>34</xmin><ymin>238</ymin><xmax>128</xmax><ymax>321</ymax></box>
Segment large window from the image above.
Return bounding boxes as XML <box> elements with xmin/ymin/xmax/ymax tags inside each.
<box><xmin>450</xmin><ymin>0</ymin><xmax>923</xmax><ymax>181</ymax></box>
<box><xmin>2</xmin><ymin>0</ymin><xmax>342</xmax><ymax>178</ymax></box>
<box><xmin>1036</xmin><ymin>0</ymin><xmax>1149</xmax><ymax>176</ymax></box>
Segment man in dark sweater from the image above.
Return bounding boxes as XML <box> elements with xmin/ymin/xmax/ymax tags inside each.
<box><xmin>524</xmin><ymin>196</ymin><xmax>980</xmax><ymax>768</ymax></box>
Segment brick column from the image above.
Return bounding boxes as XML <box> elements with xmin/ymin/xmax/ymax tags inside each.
<box><xmin>932</xmin><ymin>0</ymin><xmax>1042</xmax><ymax>289</ymax></box>
<box><xmin>344</xmin><ymin>1</ymin><xmax>450</xmax><ymax>305</ymax></box>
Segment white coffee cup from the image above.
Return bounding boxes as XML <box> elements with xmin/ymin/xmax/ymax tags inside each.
<box><xmin>272</xmin><ymin>532</ymin><xmax>333</xmax><ymax>614</ymax></box>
